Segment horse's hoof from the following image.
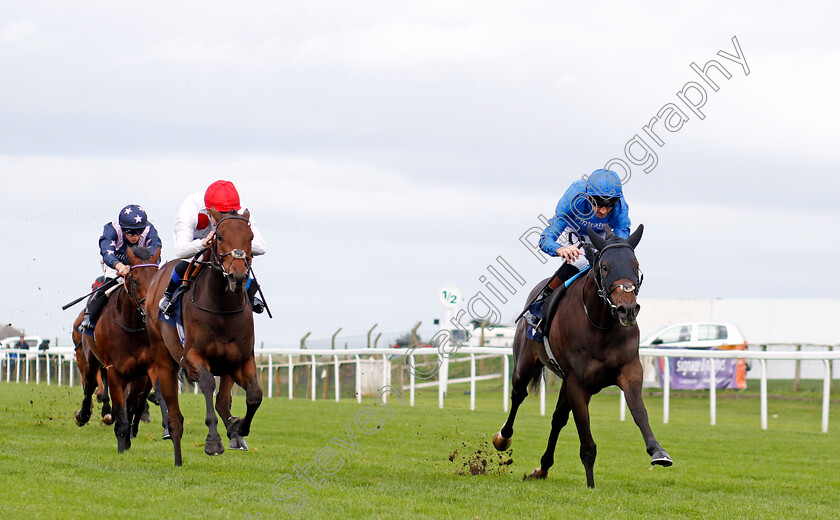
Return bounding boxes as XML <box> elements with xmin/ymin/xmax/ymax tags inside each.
<box><xmin>118</xmin><ymin>438</ymin><xmax>131</xmax><ymax>453</ymax></box>
<box><xmin>75</xmin><ymin>411</ymin><xmax>89</xmax><ymax>427</ymax></box>
<box><xmin>492</xmin><ymin>431</ymin><xmax>511</xmax><ymax>451</ymax></box>
<box><xmin>651</xmin><ymin>449</ymin><xmax>673</xmax><ymax>467</ymax></box>
<box><xmin>229</xmin><ymin>435</ymin><xmax>249</xmax><ymax>451</ymax></box>
<box><xmin>525</xmin><ymin>468</ymin><xmax>548</xmax><ymax>480</ymax></box>
<box><xmin>140</xmin><ymin>411</ymin><xmax>151</xmax><ymax>423</ymax></box>
<box><xmin>205</xmin><ymin>440</ymin><xmax>225</xmax><ymax>456</ymax></box>
<box><xmin>230</xmin><ymin>416</ymin><xmax>251</xmax><ymax>438</ymax></box>
<box><xmin>101</xmin><ymin>414</ymin><xmax>114</xmax><ymax>425</ymax></box>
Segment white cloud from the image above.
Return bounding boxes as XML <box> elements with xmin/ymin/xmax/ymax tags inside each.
<box><xmin>0</xmin><ymin>20</ymin><xmax>40</xmax><ymax>47</ymax></box>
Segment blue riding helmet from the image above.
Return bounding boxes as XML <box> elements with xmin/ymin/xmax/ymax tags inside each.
<box><xmin>585</xmin><ymin>169</ymin><xmax>623</xmax><ymax>200</ymax></box>
<box><xmin>118</xmin><ymin>204</ymin><xmax>148</xmax><ymax>230</ymax></box>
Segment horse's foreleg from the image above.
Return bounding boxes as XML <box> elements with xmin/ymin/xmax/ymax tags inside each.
<box><xmin>214</xmin><ymin>375</ymin><xmax>239</xmax><ymax>448</ymax></box>
<box><xmin>106</xmin><ymin>370</ymin><xmax>131</xmax><ymax>453</ymax></box>
<box><xmin>617</xmin><ymin>368</ymin><xmax>672</xmax><ymax>467</ymax></box>
<box><xmin>126</xmin><ymin>378</ymin><xmax>151</xmax><ymax>439</ymax></box>
<box><xmin>228</xmin><ymin>360</ymin><xmax>263</xmax><ymax>450</ymax></box>
<box><xmin>567</xmin><ymin>380</ymin><xmax>596</xmax><ymax>488</ymax></box>
<box><xmin>196</xmin><ymin>364</ymin><xmax>224</xmax><ymax>457</ymax></box>
<box><xmin>528</xmin><ymin>382</ymin><xmax>572</xmax><ymax>480</ymax></box>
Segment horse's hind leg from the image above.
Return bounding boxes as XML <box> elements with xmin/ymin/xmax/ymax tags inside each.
<box><xmin>527</xmin><ymin>381</ymin><xmax>572</xmax><ymax>480</ymax></box>
<box><xmin>566</xmin><ymin>380</ymin><xmax>596</xmax><ymax>488</ymax></box>
<box><xmin>494</xmin><ymin>336</ymin><xmax>543</xmax><ymax>451</ymax></box>
<box><xmin>196</xmin><ymin>364</ymin><xmax>224</xmax><ymax>457</ymax></box>
<box><xmin>99</xmin><ymin>366</ymin><xmax>114</xmax><ymax>425</ymax></box>
<box><xmin>75</xmin><ymin>353</ymin><xmax>99</xmax><ymax>427</ymax></box>
<box><xmin>618</xmin><ymin>366</ymin><xmax>672</xmax><ymax>468</ymax></box>
<box><xmin>156</xmin><ymin>358</ymin><xmax>183</xmax><ymax>466</ymax></box>
<box><xmin>153</xmin><ymin>377</ymin><xmax>171</xmax><ymax>440</ymax></box>
<box><xmin>224</xmin><ymin>360</ymin><xmax>263</xmax><ymax>450</ymax></box>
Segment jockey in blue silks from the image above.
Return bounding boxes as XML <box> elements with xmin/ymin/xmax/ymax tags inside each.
<box><xmin>523</xmin><ymin>169</ymin><xmax>631</xmax><ymax>330</ymax></box>
<box><xmin>79</xmin><ymin>204</ymin><xmax>162</xmax><ymax>331</ymax></box>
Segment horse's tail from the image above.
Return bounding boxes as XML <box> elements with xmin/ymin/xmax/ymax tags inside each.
<box><xmin>528</xmin><ymin>365</ymin><xmax>545</xmax><ymax>394</ymax></box>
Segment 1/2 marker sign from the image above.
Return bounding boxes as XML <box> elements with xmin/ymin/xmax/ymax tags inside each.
<box><xmin>438</xmin><ymin>285</ymin><xmax>462</xmax><ymax>309</ymax></box>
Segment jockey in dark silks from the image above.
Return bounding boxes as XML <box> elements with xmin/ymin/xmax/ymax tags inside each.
<box><xmin>79</xmin><ymin>205</ymin><xmax>162</xmax><ymax>331</ymax></box>
<box><xmin>523</xmin><ymin>169</ymin><xmax>631</xmax><ymax>328</ymax></box>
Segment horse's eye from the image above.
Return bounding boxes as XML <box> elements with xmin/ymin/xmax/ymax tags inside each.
<box><xmin>216</xmin><ymin>234</ymin><xmax>223</xmax><ymax>242</ymax></box>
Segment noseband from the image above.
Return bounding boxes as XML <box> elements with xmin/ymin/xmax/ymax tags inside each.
<box><xmin>582</xmin><ymin>243</ymin><xmax>644</xmax><ymax>329</ymax></box>
<box><xmin>118</xmin><ymin>263</ymin><xmax>158</xmax><ymax>331</ymax></box>
<box><xmin>209</xmin><ymin>215</ymin><xmax>252</xmax><ymax>279</ymax></box>
<box><xmin>592</xmin><ymin>243</ymin><xmax>643</xmax><ymax>310</ymax></box>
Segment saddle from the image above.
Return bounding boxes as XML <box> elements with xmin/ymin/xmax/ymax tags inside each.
<box><xmin>170</xmin><ymin>251</ymin><xmax>209</xmax><ymax>310</ymax></box>
<box><xmin>524</xmin><ymin>267</ymin><xmax>590</xmax><ymax>342</ymax></box>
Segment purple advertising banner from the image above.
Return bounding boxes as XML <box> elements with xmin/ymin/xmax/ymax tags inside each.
<box><xmin>657</xmin><ymin>348</ymin><xmax>744</xmax><ymax>390</ymax></box>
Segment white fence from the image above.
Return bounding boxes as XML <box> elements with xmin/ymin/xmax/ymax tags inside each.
<box><xmin>2</xmin><ymin>345</ymin><xmax>838</xmax><ymax>432</ymax></box>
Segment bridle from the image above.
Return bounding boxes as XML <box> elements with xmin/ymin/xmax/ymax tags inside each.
<box><xmin>189</xmin><ymin>214</ymin><xmax>253</xmax><ymax>315</ymax></box>
<box><xmin>117</xmin><ymin>263</ymin><xmax>158</xmax><ymax>332</ymax></box>
<box><xmin>207</xmin><ymin>215</ymin><xmax>252</xmax><ymax>279</ymax></box>
<box><xmin>581</xmin><ymin>242</ymin><xmax>643</xmax><ymax>329</ymax></box>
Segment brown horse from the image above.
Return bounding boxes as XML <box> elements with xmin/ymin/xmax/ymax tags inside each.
<box><xmin>79</xmin><ymin>245</ymin><xmax>162</xmax><ymax>452</ymax></box>
<box><xmin>146</xmin><ymin>209</ymin><xmax>263</xmax><ymax>466</ymax></box>
<box><xmin>493</xmin><ymin>224</ymin><xmax>671</xmax><ymax>488</ymax></box>
<box><xmin>72</xmin><ymin>313</ymin><xmax>113</xmax><ymax>426</ymax></box>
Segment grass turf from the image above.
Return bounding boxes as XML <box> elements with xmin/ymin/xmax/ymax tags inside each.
<box><xmin>0</xmin><ymin>381</ymin><xmax>838</xmax><ymax>519</ymax></box>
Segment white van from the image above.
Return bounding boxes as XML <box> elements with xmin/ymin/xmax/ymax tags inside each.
<box><xmin>0</xmin><ymin>335</ymin><xmax>47</xmax><ymax>360</ymax></box>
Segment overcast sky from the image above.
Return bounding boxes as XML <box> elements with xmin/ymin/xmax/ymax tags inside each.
<box><xmin>1</xmin><ymin>1</ymin><xmax>838</xmax><ymax>346</ymax></box>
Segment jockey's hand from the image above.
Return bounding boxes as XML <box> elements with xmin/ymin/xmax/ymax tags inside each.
<box><xmin>201</xmin><ymin>231</ymin><xmax>215</xmax><ymax>249</ymax></box>
<box><xmin>116</xmin><ymin>263</ymin><xmax>130</xmax><ymax>277</ymax></box>
<box><xmin>557</xmin><ymin>246</ymin><xmax>583</xmax><ymax>262</ymax></box>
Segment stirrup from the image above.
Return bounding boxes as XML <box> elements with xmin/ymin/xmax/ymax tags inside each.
<box><xmin>159</xmin><ymin>294</ymin><xmax>173</xmax><ymax>316</ymax></box>
<box><xmin>79</xmin><ymin>313</ymin><xmax>92</xmax><ymax>332</ymax></box>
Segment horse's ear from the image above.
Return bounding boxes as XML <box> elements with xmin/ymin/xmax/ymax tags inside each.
<box><xmin>587</xmin><ymin>227</ymin><xmax>607</xmax><ymax>251</ymax></box>
<box><xmin>126</xmin><ymin>244</ymin><xmax>137</xmax><ymax>262</ymax></box>
<box><xmin>603</xmin><ymin>224</ymin><xmax>615</xmax><ymax>240</ymax></box>
<box><xmin>626</xmin><ymin>224</ymin><xmax>644</xmax><ymax>250</ymax></box>
<box><xmin>152</xmin><ymin>247</ymin><xmax>162</xmax><ymax>264</ymax></box>
<box><xmin>208</xmin><ymin>208</ymin><xmax>223</xmax><ymax>224</ymax></box>
<box><xmin>242</xmin><ymin>208</ymin><xmax>250</xmax><ymax>221</ymax></box>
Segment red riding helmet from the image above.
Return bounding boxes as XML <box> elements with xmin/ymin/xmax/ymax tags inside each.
<box><xmin>204</xmin><ymin>180</ymin><xmax>241</xmax><ymax>213</ymax></box>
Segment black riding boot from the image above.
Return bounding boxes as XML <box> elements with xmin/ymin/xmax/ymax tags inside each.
<box><xmin>79</xmin><ymin>290</ymin><xmax>109</xmax><ymax>331</ymax></box>
<box><xmin>247</xmin><ymin>279</ymin><xmax>264</xmax><ymax>314</ymax></box>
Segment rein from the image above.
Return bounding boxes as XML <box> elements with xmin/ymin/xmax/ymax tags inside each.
<box><xmin>116</xmin><ymin>263</ymin><xmax>158</xmax><ymax>333</ymax></box>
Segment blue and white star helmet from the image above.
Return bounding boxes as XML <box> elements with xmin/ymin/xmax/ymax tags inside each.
<box><xmin>118</xmin><ymin>204</ymin><xmax>148</xmax><ymax>230</ymax></box>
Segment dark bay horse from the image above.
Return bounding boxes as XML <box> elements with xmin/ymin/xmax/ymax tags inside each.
<box><xmin>79</xmin><ymin>245</ymin><xmax>164</xmax><ymax>452</ymax></box>
<box><xmin>72</xmin><ymin>313</ymin><xmax>113</xmax><ymax>426</ymax></box>
<box><xmin>146</xmin><ymin>209</ymin><xmax>263</xmax><ymax>466</ymax></box>
<box><xmin>493</xmin><ymin>224</ymin><xmax>671</xmax><ymax>488</ymax></box>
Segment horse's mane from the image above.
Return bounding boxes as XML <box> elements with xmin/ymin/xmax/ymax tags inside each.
<box><xmin>128</xmin><ymin>244</ymin><xmax>153</xmax><ymax>261</ymax></box>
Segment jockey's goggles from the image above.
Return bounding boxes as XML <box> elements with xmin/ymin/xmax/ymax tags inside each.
<box><xmin>123</xmin><ymin>228</ymin><xmax>142</xmax><ymax>236</ymax></box>
<box><xmin>588</xmin><ymin>195</ymin><xmax>618</xmax><ymax>208</ymax></box>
